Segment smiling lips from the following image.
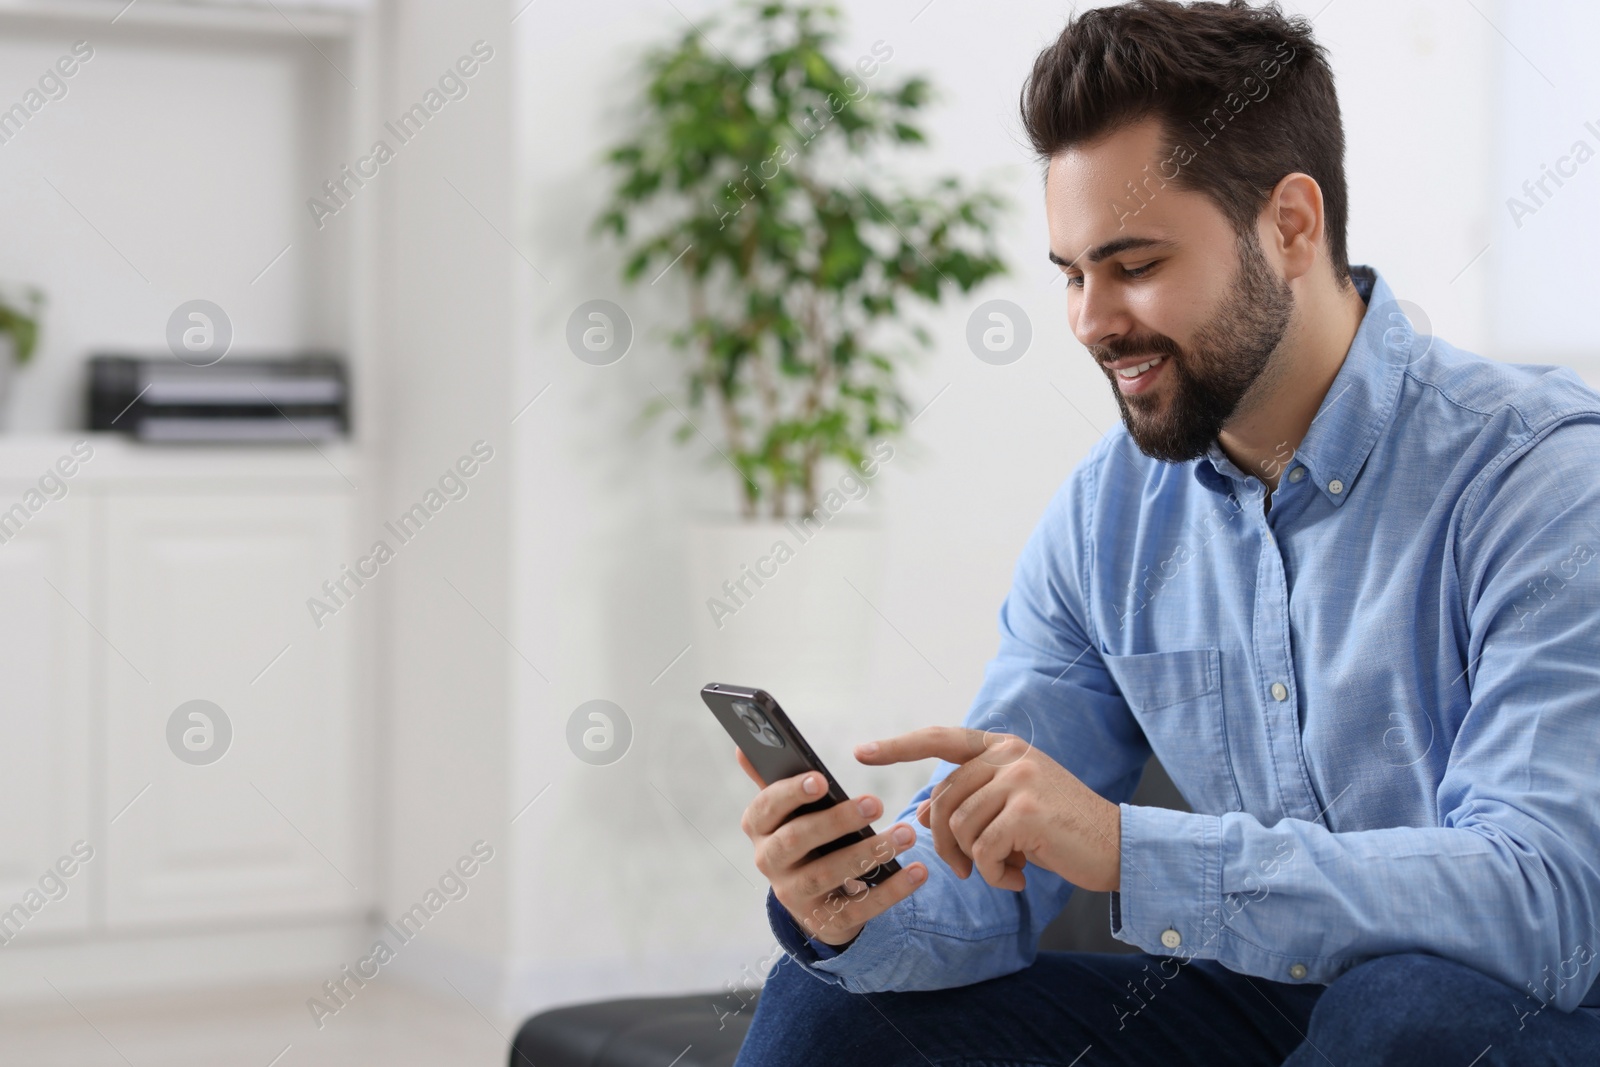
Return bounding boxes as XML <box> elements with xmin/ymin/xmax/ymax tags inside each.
<box><xmin>1113</xmin><ymin>355</ymin><xmax>1165</xmax><ymax>378</ymax></box>
<box><xmin>1106</xmin><ymin>354</ymin><xmax>1168</xmax><ymax>394</ymax></box>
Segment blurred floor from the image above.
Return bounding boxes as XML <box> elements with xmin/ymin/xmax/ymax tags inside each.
<box><xmin>0</xmin><ymin>979</ymin><xmax>513</xmax><ymax>1066</ymax></box>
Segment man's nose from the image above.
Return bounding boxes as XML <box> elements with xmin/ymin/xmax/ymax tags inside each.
<box><xmin>1071</xmin><ymin>275</ymin><xmax>1130</xmax><ymax>351</ymax></box>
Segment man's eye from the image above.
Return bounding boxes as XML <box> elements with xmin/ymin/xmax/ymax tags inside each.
<box><xmin>1065</xmin><ymin>263</ymin><xmax>1156</xmax><ymax>288</ymax></box>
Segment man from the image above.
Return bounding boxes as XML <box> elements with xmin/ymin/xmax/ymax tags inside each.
<box><xmin>731</xmin><ymin>1</ymin><xmax>1600</xmax><ymax>1064</ymax></box>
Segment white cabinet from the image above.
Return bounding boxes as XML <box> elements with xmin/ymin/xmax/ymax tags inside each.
<box><xmin>0</xmin><ymin>439</ymin><xmax>366</xmax><ymax>983</ymax></box>
<box><xmin>103</xmin><ymin>492</ymin><xmax>362</xmax><ymax>927</ymax></box>
<box><xmin>0</xmin><ymin>490</ymin><xmax>92</xmax><ymax>939</ymax></box>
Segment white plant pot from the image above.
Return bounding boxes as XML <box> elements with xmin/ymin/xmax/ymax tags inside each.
<box><xmin>687</xmin><ymin>511</ymin><xmax>886</xmax><ymax>735</ymax></box>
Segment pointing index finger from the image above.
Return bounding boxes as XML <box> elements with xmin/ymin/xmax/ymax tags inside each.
<box><xmin>855</xmin><ymin>726</ymin><xmax>990</xmax><ymax>766</ymax></box>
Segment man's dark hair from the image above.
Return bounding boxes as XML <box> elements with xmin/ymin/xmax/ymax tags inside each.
<box><xmin>1020</xmin><ymin>0</ymin><xmax>1351</xmax><ymax>289</ymax></box>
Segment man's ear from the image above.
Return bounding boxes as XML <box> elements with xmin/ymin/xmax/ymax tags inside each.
<box><xmin>1263</xmin><ymin>171</ymin><xmax>1326</xmax><ymax>284</ymax></box>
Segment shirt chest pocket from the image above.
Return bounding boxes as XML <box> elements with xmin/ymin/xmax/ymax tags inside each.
<box><xmin>1100</xmin><ymin>648</ymin><xmax>1242</xmax><ymax>815</ymax></box>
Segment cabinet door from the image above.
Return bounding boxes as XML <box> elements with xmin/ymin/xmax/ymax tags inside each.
<box><xmin>0</xmin><ymin>490</ymin><xmax>92</xmax><ymax>939</ymax></box>
<box><xmin>103</xmin><ymin>493</ymin><xmax>362</xmax><ymax>927</ymax></box>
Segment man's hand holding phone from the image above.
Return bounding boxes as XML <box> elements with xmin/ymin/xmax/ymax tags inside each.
<box><xmin>735</xmin><ymin>748</ymin><xmax>928</xmax><ymax>947</ymax></box>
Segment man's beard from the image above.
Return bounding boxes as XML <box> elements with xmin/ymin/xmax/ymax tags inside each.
<box><xmin>1094</xmin><ymin>234</ymin><xmax>1295</xmax><ymax>464</ymax></box>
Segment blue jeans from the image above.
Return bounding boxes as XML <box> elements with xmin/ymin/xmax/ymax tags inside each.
<box><xmin>734</xmin><ymin>950</ymin><xmax>1600</xmax><ymax>1066</ymax></box>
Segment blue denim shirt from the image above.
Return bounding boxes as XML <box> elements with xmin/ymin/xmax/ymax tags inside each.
<box><xmin>766</xmin><ymin>265</ymin><xmax>1600</xmax><ymax>1012</ymax></box>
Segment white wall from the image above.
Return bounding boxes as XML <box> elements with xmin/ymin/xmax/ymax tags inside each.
<box><xmin>371</xmin><ymin>0</ymin><xmax>518</xmax><ymax>1010</ymax></box>
<box><xmin>501</xmin><ymin>0</ymin><xmax>1579</xmax><ymax>1015</ymax></box>
<box><xmin>1492</xmin><ymin>0</ymin><xmax>1600</xmax><ymax>367</ymax></box>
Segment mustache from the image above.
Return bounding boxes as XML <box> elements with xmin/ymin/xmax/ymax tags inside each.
<box><xmin>1092</xmin><ymin>334</ymin><xmax>1183</xmax><ymax>365</ymax></box>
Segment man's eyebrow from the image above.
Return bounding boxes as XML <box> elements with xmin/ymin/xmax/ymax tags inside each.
<box><xmin>1047</xmin><ymin>236</ymin><xmax>1173</xmax><ymax>270</ymax></box>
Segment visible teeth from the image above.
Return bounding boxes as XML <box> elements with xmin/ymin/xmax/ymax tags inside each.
<box><xmin>1117</xmin><ymin>356</ymin><xmax>1164</xmax><ymax>379</ymax></box>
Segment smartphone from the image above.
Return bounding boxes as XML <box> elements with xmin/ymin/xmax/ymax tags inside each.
<box><xmin>702</xmin><ymin>682</ymin><xmax>901</xmax><ymax>888</ymax></box>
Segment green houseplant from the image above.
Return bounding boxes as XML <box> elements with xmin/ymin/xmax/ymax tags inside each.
<box><xmin>596</xmin><ymin>0</ymin><xmax>1008</xmax><ymax>520</ymax></box>
<box><xmin>0</xmin><ymin>286</ymin><xmax>43</xmax><ymax>428</ymax></box>
<box><xmin>0</xmin><ymin>286</ymin><xmax>42</xmax><ymax>367</ymax></box>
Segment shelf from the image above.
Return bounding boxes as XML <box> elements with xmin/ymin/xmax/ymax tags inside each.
<box><xmin>0</xmin><ymin>0</ymin><xmax>364</xmax><ymax>40</ymax></box>
<box><xmin>0</xmin><ymin>433</ymin><xmax>362</xmax><ymax>489</ymax></box>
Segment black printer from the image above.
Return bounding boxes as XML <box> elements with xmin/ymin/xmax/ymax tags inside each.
<box><xmin>88</xmin><ymin>354</ymin><xmax>349</xmax><ymax>442</ymax></box>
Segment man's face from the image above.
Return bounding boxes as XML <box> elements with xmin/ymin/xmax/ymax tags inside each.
<box><xmin>1046</xmin><ymin>117</ymin><xmax>1295</xmax><ymax>463</ymax></box>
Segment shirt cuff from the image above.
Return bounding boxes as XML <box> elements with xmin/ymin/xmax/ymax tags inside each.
<box><xmin>1111</xmin><ymin>803</ymin><xmax>1225</xmax><ymax>961</ymax></box>
<box><xmin>762</xmin><ymin>884</ymin><xmax>907</xmax><ymax>991</ymax></box>
<box><xmin>766</xmin><ymin>886</ymin><xmax>824</xmax><ymax>963</ymax></box>
<box><xmin>810</xmin><ymin>922</ymin><xmax>863</xmax><ymax>958</ymax></box>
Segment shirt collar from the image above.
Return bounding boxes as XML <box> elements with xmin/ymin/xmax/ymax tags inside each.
<box><xmin>1194</xmin><ymin>264</ymin><xmax>1406</xmax><ymax>507</ymax></box>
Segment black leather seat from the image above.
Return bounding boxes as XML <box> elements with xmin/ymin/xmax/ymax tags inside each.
<box><xmin>510</xmin><ymin>992</ymin><xmax>758</xmax><ymax>1067</ymax></box>
<box><xmin>511</xmin><ymin>759</ymin><xmax>1189</xmax><ymax>1067</ymax></box>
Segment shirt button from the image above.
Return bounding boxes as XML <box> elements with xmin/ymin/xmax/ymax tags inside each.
<box><xmin>1271</xmin><ymin>682</ymin><xmax>1288</xmax><ymax>701</ymax></box>
<box><xmin>1328</xmin><ymin>479</ymin><xmax>1344</xmax><ymax>495</ymax></box>
<box><xmin>1160</xmin><ymin>928</ymin><xmax>1182</xmax><ymax>950</ymax></box>
<box><xmin>1289</xmin><ymin>963</ymin><xmax>1308</xmax><ymax>980</ymax></box>
<box><xmin>1289</xmin><ymin>467</ymin><xmax>1306</xmax><ymax>483</ymax></box>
